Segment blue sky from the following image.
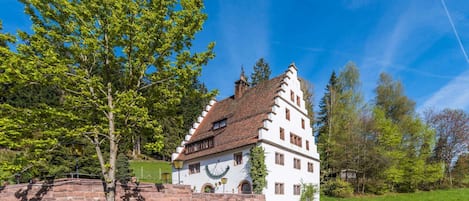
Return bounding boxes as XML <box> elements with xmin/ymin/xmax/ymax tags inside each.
<box><xmin>1</xmin><ymin>0</ymin><xmax>468</xmax><ymax>113</ymax></box>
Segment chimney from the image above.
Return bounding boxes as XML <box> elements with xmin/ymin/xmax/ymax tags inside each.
<box><xmin>235</xmin><ymin>69</ymin><xmax>249</xmax><ymax>99</ymax></box>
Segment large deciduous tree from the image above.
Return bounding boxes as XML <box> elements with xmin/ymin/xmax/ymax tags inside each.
<box><xmin>373</xmin><ymin>73</ymin><xmax>442</xmax><ymax>192</ymax></box>
<box><xmin>1</xmin><ymin>0</ymin><xmax>214</xmax><ymax>200</ymax></box>
<box><xmin>425</xmin><ymin>109</ymin><xmax>469</xmax><ymax>186</ymax></box>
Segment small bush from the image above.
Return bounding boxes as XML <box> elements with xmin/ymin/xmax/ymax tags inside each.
<box><xmin>365</xmin><ymin>180</ymin><xmax>387</xmax><ymax>195</ymax></box>
<box><xmin>322</xmin><ymin>179</ymin><xmax>353</xmax><ymax>198</ymax></box>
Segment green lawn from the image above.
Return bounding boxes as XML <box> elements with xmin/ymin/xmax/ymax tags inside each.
<box><xmin>321</xmin><ymin>188</ymin><xmax>469</xmax><ymax>201</ymax></box>
<box><xmin>129</xmin><ymin>160</ymin><xmax>171</xmax><ymax>183</ymax></box>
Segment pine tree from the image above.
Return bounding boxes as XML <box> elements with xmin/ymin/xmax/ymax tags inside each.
<box><xmin>250</xmin><ymin>58</ymin><xmax>271</xmax><ymax>86</ymax></box>
<box><xmin>317</xmin><ymin>71</ymin><xmax>339</xmax><ymax>177</ymax></box>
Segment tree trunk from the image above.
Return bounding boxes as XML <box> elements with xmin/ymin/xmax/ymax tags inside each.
<box><xmin>132</xmin><ymin>135</ymin><xmax>141</xmax><ymax>159</ymax></box>
<box><xmin>105</xmin><ymin>83</ymin><xmax>118</xmax><ymax>201</ymax></box>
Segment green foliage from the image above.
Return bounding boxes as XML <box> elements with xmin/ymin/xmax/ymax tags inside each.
<box><xmin>322</xmin><ymin>179</ymin><xmax>354</xmax><ymax>198</ymax></box>
<box><xmin>250</xmin><ymin>58</ymin><xmax>271</xmax><ymax>86</ymax></box>
<box><xmin>375</xmin><ymin>73</ymin><xmax>415</xmax><ymax>122</ymax></box>
<box><xmin>425</xmin><ymin>109</ymin><xmax>469</xmax><ymax>187</ymax></box>
<box><xmin>452</xmin><ymin>154</ymin><xmax>469</xmax><ymax>187</ymax></box>
<box><xmin>316</xmin><ymin>61</ymin><xmax>443</xmax><ymax>194</ymax></box>
<box><xmin>249</xmin><ymin>146</ymin><xmax>268</xmax><ymax>194</ymax></box>
<box><xmin>300</xmin><ymin>183</ymin><xmax>319</xmax><ymax>201</ymax></box>
<box><xmin>1</xmin><ymin>1</ymin><xmax>214</xmax><ymax>200</ymax></box>
<box><xmin>317</xmin><ymin>62</ymin><xmax>364</xmax><ymax>181</ymax></box>
<box><xmin>364</xmin><ymin>180</ymin><xmax>387</xmax><ymax>195</ymax></box>
<box><xmin>321</xmin><ymin>188</ymin><xmax>469</xmax><ymax>201</ymax></box>
<box><xmin>116</xmin><ymin>154</ymin><xmax>133</xmax><ymax>184</ymax></box>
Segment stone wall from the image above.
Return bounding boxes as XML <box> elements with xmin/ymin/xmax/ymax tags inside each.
<box><xmin>0</xmin><ymin>178</ymin><xmax>265</xmax><ymax>201</ymax></box>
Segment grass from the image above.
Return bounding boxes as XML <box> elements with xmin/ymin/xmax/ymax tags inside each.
<box><xmin>321</xmin><ymin>188</ymin><xmax>469</xmax><ymax>201</ymax></box>
<box><xmin>129</xmin><ymin>160</ymin><xmax>171</xmax><ymax>183</ymax></box>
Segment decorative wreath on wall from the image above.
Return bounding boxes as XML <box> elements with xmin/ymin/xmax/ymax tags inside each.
<box><xmin>205</xmin><ymin>164</ymin><xmax>230</xmax><ymax>179</ymax></box>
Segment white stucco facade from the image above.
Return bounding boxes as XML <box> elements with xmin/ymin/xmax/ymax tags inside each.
<box><xmin>172</xmin><ymin>64</ymin><xmax>320</xmax><ymax>200</ymax></box>
<box><xmin>172</xmin><ymin>145</ymin><xmax>254</xmax><ymax>193</ymax></box>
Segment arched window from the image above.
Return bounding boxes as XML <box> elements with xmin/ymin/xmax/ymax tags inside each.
<box><xmin>202</xmin><ymin>183</ymin><xmax>215</xmax><ymax>193</ymax></box>
<box><xmin>238</xmin><ymin>180</ymin><xmax>252</xmax><ymax>194</ymax></box>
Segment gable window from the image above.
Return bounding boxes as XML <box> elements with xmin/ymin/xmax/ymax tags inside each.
<box><xmin>290</xmin><ymin>133</ymin><xmax>302</xmax><ymax>147</ymax></box>
<box><xmin>308</xmin><ymin>162</ymin><xmax>314</xmax><ymax>173</ymax></box>
<box><xmin>286</xmin><ymin>108</ymin><xmax>290</xmax><ymax>120</ymax></box>
<box><xmin>306</xmin><ymin>140</ymin><xmax>310</xmax><ymax>151</ymax></box>
<box><xmin>294</xmin><ymin>184</ymin><xmax>301</xmax><ymax>195</ymax></box>
<box><xmin>296</xmin><ymin>95</ymin><xmax>301</xmax><ymax>107</ymax></box>
<box><xmin>280</xmin><ymin>127</ymin><xmax>285</xmax><ymax>140</ymax></box>
<box><xmin>290</xmin><ymin>90</ymin><xmax>295</xmax><ymax>102</ymax></box>
<box><xmin>275</xmin><ymin>152</ymin><xmax>284</xmax><ymax>165</ymax></box>
<box><xmin>185</xmin><ymin>137</ymin><xmax>214</xmax><ymax>154</ymax></box>
<box><xmin>189</xmin><ymin>163</ymin><xmax>200</xmax><ymax>174</ymax></box>
<box><xmin>294</xmin><ymin>158</ymin><xmax>301</xmax><ymax>169</ymax></box>
<box><xmin>301</xmin><ymin>118</ymin><xmax>305</xmax><ymax>129</ymax></box>
<box><xmin>275</xmin><ymin>183</ymin><xmax>284</xmax><ymax>194</ymax></box>
<box><xmin>213</xmin><ymin>118</ymin><xmax>227</xmax><ymax>130</ymax></box>
<box><xmin>234</xmin><ymin>152</ymin><xmax>243</xmax><ymax>166</ymax></box>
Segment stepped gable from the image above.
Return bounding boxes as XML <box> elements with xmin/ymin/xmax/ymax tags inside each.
<box><xmin>176</xmin><ymin>74</ymin><xmax>286</xmax><ymax>161</ymax></box>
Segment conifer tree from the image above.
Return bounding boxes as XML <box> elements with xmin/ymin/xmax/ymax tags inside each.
<box><xmin>250</xmin><ymin>58</ymin><xmax>271</xmax><ymax>86</ymax></box>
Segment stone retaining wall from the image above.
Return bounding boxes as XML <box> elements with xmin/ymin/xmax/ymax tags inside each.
<box><xmin>0</xmin><ymin>178</ymin><xmax>265</xmax><ymax>201</ymax></box>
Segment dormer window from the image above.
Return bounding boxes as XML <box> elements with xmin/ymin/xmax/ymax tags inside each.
<box><xmin>213</xmin><ymin>118</ymin><xmax>227</xmax><ymax>130</ymax></box>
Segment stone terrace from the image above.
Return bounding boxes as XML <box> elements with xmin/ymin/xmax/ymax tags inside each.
<box><xmin>0</xmin><ymin>178</ymin><xmax>265</xmax><ymax>201</ymax></box>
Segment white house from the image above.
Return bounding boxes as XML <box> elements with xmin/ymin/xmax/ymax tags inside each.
<box><xmin>172</xmin><ymin>64</ymin><xmax>320</xmax><ymax>201</ymax></box>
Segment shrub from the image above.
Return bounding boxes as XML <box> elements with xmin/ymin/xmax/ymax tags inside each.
<box><xmin>322</xmin><ymin>179</ymin><xmax>353</xmax><ymax>198</ymax></box>
<box><xmin>300</xmin><ymin>183</ymin><xmax>318</xmax><ymax>201</ymax></box>
<box><xmin>365</xmin><ymin>180</ymin><xmax>387</xmax><ymax>195</ymax></box>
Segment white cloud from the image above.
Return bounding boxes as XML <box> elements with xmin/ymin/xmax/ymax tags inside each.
<box><xmin>420</xmin><ymin>69</ymin><xmax>469</xmax><ymax>112</ymax></box>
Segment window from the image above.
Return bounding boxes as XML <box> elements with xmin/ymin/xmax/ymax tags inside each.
<box><xmin>213</xmin><ymin>118</ymin><xmax>227</xmax><ymax>130</ymax></box>
<box><xmin>185</xmin><ymin>137</ymin><xmax>214</xmax><ymax>154</ymax></box>
<box><xmin>296</xmin><ymin>95</ymin><xmax>301</xmax><ymax>107</ymax></box>
<box><xmin>275</xmin><ymin>183</ymin><xmax>284</xmax><ymax>194</ymax></box>
<box><xmin>294</xmin><ymin>184</ymin><xmax>301</xmax><ymax>195</ymax></box>
<box><xmin>308</xmin><ymin>162</ymin><xmax>314</xmax><ymax>173</ymax></box>
<box><xmin>234</xmin><ymin>152</ymin><xmax>242</xmax><ymax>166</ymax></box>
<box><xmin>301</xmin><ymin>118</ymin><xmax>305</xmax><ymax>129</ymax></box>
<box><xmin>275</xmin><ymin>152</ymin><xmax>284</xmax><ymax>165</ymax></box>
<box><xmin>290</xmin><ymin>133</ymin><xmax>302</xmax><ymax>147</ymax></box>
<box><xmin>189</xmin><ymin>163</ymin><xmax>200</xmax><ymax>174</ymax></box>
<box><xmin>306</xmin><ymin>140</ymin><xmax>310</xmax><ymax>151</ymax></box>
<box><xmin>280</xmin><ymin>127</ymin><xmax>285</xmax><ymax>140</ymax></box>
<box><xmin>286</xmin><ymin>108</ymin><xmax>290</xmax><ymax>120</ymax></box>
<box><xmin>294</xmin><ymin>158</ymin><xmax>301</xmax><ymax>169</ymax></box>
<box><xmin>290</xmin><ymin>90</ymin><xmax>295</xmax><ymax>101</ymax></box>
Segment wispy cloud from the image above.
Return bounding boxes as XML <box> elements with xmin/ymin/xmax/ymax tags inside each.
<box><xmin>418</xmin><ymin>0</ymin><xmax>469</xmax><ymax>113</ymax></box>
<box><xmin>420</xmin><ymin>69</ymin><xmax>469</xmax><ymax>112</ymax></box>
<box><xmin>441</xmin><ymin>0</ymin><xmax>469</xmax><ymax>65</ymax></box>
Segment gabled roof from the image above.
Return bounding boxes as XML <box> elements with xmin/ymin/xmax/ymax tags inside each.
<box><xmin>176</xmin><ymin>74</ymin><xmax>286</xmax><ymax>161</ymax></box>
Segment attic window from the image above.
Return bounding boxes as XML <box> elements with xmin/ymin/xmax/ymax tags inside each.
<box><xmin>213</xmin><ymin>118</ymin><xmax>227</xmax><ymax>130</ymax></box>
<box><xmin>185</xmin><ymin>137</ymin><xmax>214</xmax><ymax>154</ymax></box>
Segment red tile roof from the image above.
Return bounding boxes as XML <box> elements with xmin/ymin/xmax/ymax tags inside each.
<box><xmin>176</xmin><ymin>74</ymin><xmax>286</xmax><ymax>161</ymax></box>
